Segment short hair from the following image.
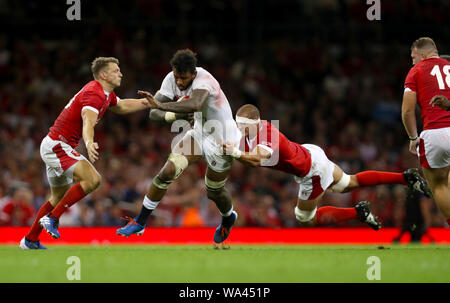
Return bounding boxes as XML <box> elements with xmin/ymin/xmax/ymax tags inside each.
<box><xmin>170</xmin><ymin>49</ymin><xmax>197</xmax><ymax>74</ymax></box>
<box><xmin>411</xmin><ymin>37</ymin><xmax>437</xmax><ymax>52</ymax></box>
<box><xmin>237</xmin><ymin>104</ymin><xmax>260</xmax><ymax>119</ymax></box>
<box><xmin>440</xmin><ymin>54</ymin><xmax>450</xmax><ymax>61</ymax></box>
<box><xmin>91</xmin><ymin>57</ymin><xmax>119</xmax><ymax>79</ymax></box>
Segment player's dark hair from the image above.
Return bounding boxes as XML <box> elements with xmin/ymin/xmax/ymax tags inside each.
<box><xmin>91</xmin><ymin>57</ymin><xmax>119</xmax><ymax>79</ymax></box>
<box><xmin>237</xmin><ymin>104</ymin><xmax>260</xmax><ymax>119</ymax></box>
<box><xmin>411</xmin><ymin>37</ymin><xmax>437</xmax><ymax>52</ymax></box>
<box><xmin>440</xmin><ymin>54</ymin><xmax>450</xmax><ymax>61</ymax></box>
<box><xmin>170</xmin><ymin>49</ymin><xmax>197</xmax><ymax>74</ymax></box>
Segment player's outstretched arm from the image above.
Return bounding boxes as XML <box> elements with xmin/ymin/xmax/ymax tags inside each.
<box><xmin>109</xmin><ymin>98</ymin><xmax>150</xmax><ymax>115</ymax></box>
<box><xmin>430</xmin><ymin>95</ymin><xmax>450</xmax><ymax>110</ymax></box>
<box><xmin>401</xmin><ymin>91</ymin><xmax>420</xmax><ymax>155</ymax></box>
<box><xmin>222</xmin><ymin>143</ymin><xmax>271</xmax><ymax>167</ymax></box>
<box><xmin>82</xmin><ymin>109</ymin><xmax>100</xmax><ymax>163</ymax></box>
<box><xmin>139</xmin><ymin>89</ymin><xmax>209</xmax><ymax>113</ymax></box>
<box><xmin>149</xmin><ymin>92</ymin><xmax>193</xmax><ymax>123</ymax></box>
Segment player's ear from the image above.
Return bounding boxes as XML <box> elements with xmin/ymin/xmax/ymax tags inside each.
<box><xmin>98</xmin><ymin>70</ymin><xmax>105</xmax><ymax>80</ymax></box>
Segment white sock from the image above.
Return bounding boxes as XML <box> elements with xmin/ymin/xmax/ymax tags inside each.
<box><xmin>143</xmin><ymin>196</ymin><xmax>160</xmax><ymax>210</ymax></box>
<box><xmin>220</xmin><ymin>205</ymin><xmax>234</xmax><ymax>217</ymax></box>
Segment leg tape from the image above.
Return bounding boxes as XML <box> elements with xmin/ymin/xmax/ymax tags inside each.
<box><xmin>295</xmin><ymin>206</ymin><xmax>317</xmax><ymax>222</ymax></box>
<box><xmin>168</xmin><ymin>153</ymin><xmax>189</xmax><ymax>179</ymax></box>
<box><xmin>331</xmin><ymin>172</ymin><xmax>350</xmax><ymax>193</ymax></box>
<box><xmin>205</xmin><ymin>176</ymin><xmax>227</xmax><ymax>190</ymax></box>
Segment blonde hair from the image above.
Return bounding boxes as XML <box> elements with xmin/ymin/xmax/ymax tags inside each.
<box><xmin>91</xmin><ymin>57</ymin><xmax>119</xmax><ymax>79</ymax></box>
<box><xmin>411</xmin><ymin>37</ymin><xmax>437</xmax><ymax>53</ymax></box>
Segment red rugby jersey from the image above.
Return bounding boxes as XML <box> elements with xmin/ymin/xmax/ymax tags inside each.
<box><xmin>404</xmin><ymin>57</ymin><xmax>450</xmax><ymax>130</ymax></box>
<box><xmin>240</xmin><ymin>120</ymin><xmax>312</xmax><ymax>177</ymax></box>
<box><xmin>48</xmin><ymin>80</ymin><xmax>119</xmax><ymax>148</ymax></box>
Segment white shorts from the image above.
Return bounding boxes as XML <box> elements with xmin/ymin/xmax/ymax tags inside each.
<box><xmin>186</xmin><ymin>129</ymin><xmax>234</xmax><ymax>173</ymax></box>
<box><xmin>418</xmin><ymin>127</ymin><xmax>450</xmax><ymax>169</ymax></box>
<box><xmin>40</xmin><ymin>135</ymin><xmax>86</xmax><ymax>187</ymax></box>
<box><xmin>294</xmin><ymin>144</ymin><xmax>335</xmax><ymax>200</ymax></box>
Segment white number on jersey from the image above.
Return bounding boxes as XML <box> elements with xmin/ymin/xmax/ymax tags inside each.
<box><xmin>430</xmin><ymin>64</ymin><xmax>450</xmax><ymax>89</ymax></box>
<box><xmin>64</xmin><ymin>89</ymin><xmax>83</xmax><ymax>109</ymax></box>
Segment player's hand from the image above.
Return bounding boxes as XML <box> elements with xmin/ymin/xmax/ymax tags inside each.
<box><xmin>86</xmin><ymin>141</ymin><xmax>99</xmax><ymax>163</ymax></box>
<box><xmin>138</xmin><ymin>90</ymin><xmax>161</xmax><ymax>109</ymax></box>
<box><xmin>409</xmin><ymin>137</ymin><xmax>420</xmax><ymax>155</ymax></box>
<box><xmin>176</xmin><ymin>112</ymin><xmax>195</xmax><ymax>124</ymax></box>
<box><xmin>429</xmin><ymin>95</ymin><xmax>450</xmax><ymax>110</ymax></box>
<box><xmin>187</xmin><ymin>113</ymin><xmax>195</xmax><ymax>124</ymax></box>
<box><xmin>222</xmin><ymin>142</ymin><xmax>235</xmax><ymax>155</ymax></box>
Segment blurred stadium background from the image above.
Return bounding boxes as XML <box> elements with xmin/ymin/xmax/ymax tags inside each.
<box><xmin>0</xmin><ymin>0</ymin><xmax>449</xmax><ymax>239</ymax></box>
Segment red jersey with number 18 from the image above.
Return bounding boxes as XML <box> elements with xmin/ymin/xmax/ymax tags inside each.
<box><xmin>48</xmin><ymin>80</ymin><xmax>119</xmax><ymax>148</ymax></box>
<box><xmin>404</xmin><ymin>57</ymin><xmax>450</xmax><ymax>130</ymax></box>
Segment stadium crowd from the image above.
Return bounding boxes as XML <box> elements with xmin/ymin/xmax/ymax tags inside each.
<box><xmin>0</xmin><ymin>0</ymin><xmax>448</xmax><ymax>229</ymax></box>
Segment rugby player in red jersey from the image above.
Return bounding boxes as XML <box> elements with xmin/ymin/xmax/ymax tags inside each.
<box><xmin>222</xmin><ymin>104</ymin><xmax>431</xmax><ymax>229</ymax></box>
<box><xmin>20</xmin><ymin>57</ymin><xmax>151</xmax><ymax>249</ymax></box>
<box><xmin>402</xmin><ymin>37</ymin><xmax>450</xmax><ymax>226</ymax></box>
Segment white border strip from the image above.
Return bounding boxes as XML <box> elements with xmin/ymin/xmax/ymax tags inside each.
<box><xmin>236</xmin><ymin>116</ymin><xmax>260</xmax><ymax>124</ymax></box>
<box><xmin>82</xmin><ymin>106</ymin><xmax>99</xmax><ymax>114</ymax></box>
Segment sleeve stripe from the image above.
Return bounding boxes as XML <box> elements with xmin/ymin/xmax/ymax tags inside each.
<box><xmin>257</xmin><ymin>144</ymin><xmax>274</xmax><ymax>155</ymax></box>
<box><xmin>82</xmin><ymin>106</ymin><xmax>99</xmax><ymax>114</ymax></box>
<box><xmin>116</xmin><ymin>96</ymin><xmax>121</xmax><ymax>103</ymax></box>
<box><xmin>404</xmin><ymin>87</ymin><xmax>415</xmax><ymax>93</ymax></box>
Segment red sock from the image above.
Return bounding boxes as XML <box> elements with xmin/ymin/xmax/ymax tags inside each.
<box><xmin>49</xmin><ymin>183</ymin><xmax>87</xmax><ymax>219</ymax></box>
<box><xmin>316</xmin><ymin>206</ymin><xmax>358</xmax><ymax>225</ymax></box>
<box><xmin>355</xmin><ymin>171</ymin><xmax>406</xmax><ymax>186</ymax></box>
<box><xmin>25</xmin><ymin>201</ymin><xmax>54</xmax><ymax>242</ymax></box>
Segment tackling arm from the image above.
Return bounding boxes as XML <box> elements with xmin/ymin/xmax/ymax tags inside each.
<box><xmin>223</xmin><ymin>143</ymin><xmax>272</xmax><ymax>167</ymax></box>
<box><xmin>109</xmin><ymin>98</ymin><xmax>150</xmax><ymax>115</ymax></box>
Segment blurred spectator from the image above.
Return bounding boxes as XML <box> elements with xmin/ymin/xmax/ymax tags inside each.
<box><xmin>392</xmin><ymin>187</ymin><xmax>444</xmax><ymax>243</ymax></box>
<box><xmin>0</xmin><ymin>185</ymin><xmax>35</xmax><ymax>226</ymax></box>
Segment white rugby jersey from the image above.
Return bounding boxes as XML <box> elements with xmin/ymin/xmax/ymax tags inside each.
<box><xmin>159</xmin><ymin>67</ymin><xmax>240</xmax><ymax>144</ymax></box>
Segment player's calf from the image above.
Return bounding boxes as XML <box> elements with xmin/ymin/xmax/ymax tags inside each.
<box><xmin>205</xmin><ymin>175</ymin><xmax>238</xmax><ymax>243</ymax></box>
<box><xmin>73</xmin><ymin>160</ymin><xmax>102</xmax><ymax>194</ymax></box>
<box><xmin>205</xmin><ymin>178</ymin><xmax>232</xmax><ymax>214</ymax></box>
<box><xmin>80</xmin><ymin>171</ymin><xmax>101</xmax><ymax>193</ymax></box>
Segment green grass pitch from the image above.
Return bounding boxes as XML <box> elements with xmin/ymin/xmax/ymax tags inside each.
<box><xmin>0</xmin><ymin>244</ymin><xmax>449</xmax><ymax>283</ymax></box>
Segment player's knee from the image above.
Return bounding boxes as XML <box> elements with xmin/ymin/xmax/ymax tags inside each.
<box><xmin>166</xmin><ymin>153</ymin><xmax>188</xmax><ymax>179</ymax></box>
<box><xmin>153</xmin><ymin>154</ymin><xmax>188</xmax><ymax>190</ymax></box>
<box><xmin>159</xmin><ymin>162</ymin><xmax>177</xmax><ymax>181</ymax></box>
<box><xmin>295</xmin><ymin>206</ymin><xmax>317</xmax><ymax>226</ymax></box>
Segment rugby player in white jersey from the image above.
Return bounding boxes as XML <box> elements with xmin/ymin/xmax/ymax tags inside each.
<box><xmin>116</xmin><ymin>49</ymin><xmax>241</xmax><ymax>243</ymax></box>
